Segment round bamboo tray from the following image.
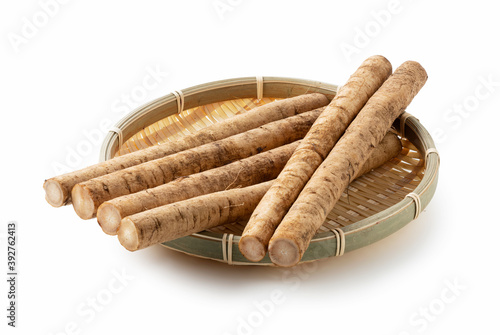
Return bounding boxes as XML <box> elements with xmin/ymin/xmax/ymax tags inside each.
<box><xmin>100</xmin><ymin>77</ymin><xmax>439</xmax><ymax>265</ymax></box>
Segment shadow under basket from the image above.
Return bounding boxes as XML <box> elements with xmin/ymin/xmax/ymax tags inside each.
<box><xmin>100</xmin><ymin>77</ymin><xmax>439</xmax><ymax>266</ymax></box>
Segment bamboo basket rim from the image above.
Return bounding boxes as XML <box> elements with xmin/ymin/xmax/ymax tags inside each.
<box><xmin>99</xmin><ymin>76</ymin><xmax>439</xmax><ymax>266</ymax></box>
<box><xmin>100</xmin><ymin>76</ymin><xmax>339</xmax><ymax>160</ymax></box>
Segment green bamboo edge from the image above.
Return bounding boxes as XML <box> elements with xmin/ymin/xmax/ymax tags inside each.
<box><xmin>100</xmin><ymin>77</ymin><xmax>439</xmax><ymax>266</ymax></box>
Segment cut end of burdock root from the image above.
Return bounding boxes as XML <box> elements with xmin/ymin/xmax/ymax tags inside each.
<box><xmin>117</xmin><ymin>218</ymin><xmax>139</xmax><ymax>251</ymax></box>
<box><xmin>71</xmin><ymin>184</ymin><xmax>96</xmax><ymax>220</ymax></box>
<box><xmin>268</xmin><ymin>237</ymin><xmax>301</xmax><ymax>267</ymax></box>
<box><xmin>239</xmin><ymin>235</ymin><xmax>267</xmax><ymax>262</ymax></box>
<box><xmin>97</xmin><ymin>203</ymin><xmax>122</xmax><ymax>235</ymax></box>
<box><xmin>43</xmin><ymin>179</ymin><xmax>66</xmax><ymax>207</ymax></box>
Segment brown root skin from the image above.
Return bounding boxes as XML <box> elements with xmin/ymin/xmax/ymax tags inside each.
<box><xmin>97</xmin><ymin>141</ymin><xmax>302</xmax><ymax>235</ymax></box>
<box><xmin>118</xmin><ymin>132</ymin><xmax>401</xmax><ymax>252</ymax></box>
<box><xmin>355</xmin><ymin>131</ymin><xmax>401</xmax><ymax>178</ymax></box>
<box><xmin>239</xmin><ymin>55</ymin><xmax>393</xmax><ymax>263</ymax></box>
<box><xmin>72</xmin><ymin>109</ymin><xmax>324</xmax><ymax>219</ymax></box>
<box><xmin>118</xmin><ymin>181</ymin><xmax>274</xmax><ymax>251</ymax></box>
<box><xmin>268</xmin><ymin>61</ymin><xmax>427</xmax><ymax>267</ymax></box>
<box><xmin>44</xmin><ymin>93</ymin><xmax>329</xmax><ymax>207</ymax></box>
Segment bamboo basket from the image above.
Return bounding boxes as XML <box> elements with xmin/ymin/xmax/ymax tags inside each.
<box><xmin>100</xmin><ymin>77</ymin><xmax>439</xmax><ymax>265</ymax></box>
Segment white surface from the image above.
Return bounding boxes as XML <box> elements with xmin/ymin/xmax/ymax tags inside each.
<box><xmin>1</xmin><ymin>0</ymin><xmax>499</xmax><ymax>334</ymax></box>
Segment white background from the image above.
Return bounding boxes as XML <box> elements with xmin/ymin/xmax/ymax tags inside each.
<box><xmin>1</xmin><ymin>1</ymin><xmax>499</xmax><ymax>334</ymax></box>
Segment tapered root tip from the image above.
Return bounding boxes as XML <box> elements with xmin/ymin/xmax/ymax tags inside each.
<box><xmin>97</xmin><ymin>203</ymin><xmax>122</xmax><ymax>235</ymax></box>
<box><xmin>239</xmin><ymin>236</ymin><xmax>267</xmax><ymax>262</ymax></box>
<box><xmin>117</xmin><ymin>218</ymin><xmax>139</xmax><ymax>251</ymax></box>
<box><xmin>44</xmin><ymin>180</ymin><xmax>65</xmax><ymax>207</ymax></box>
<box><xmin>269</xmin><ymin>238</ymin><xmax>301</xmax><ymax>267</ymax></box>
<box><xmin>71</xmin><ymin>184</ymin><xmax>96</xmax><ymax>220</ymax></box>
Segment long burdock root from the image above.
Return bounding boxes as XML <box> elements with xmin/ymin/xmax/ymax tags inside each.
<box><xmin>268</xmin><ymin>61</ymin><xmax>427</xmax><ymax>267</ymax></box>
<box><xmin>43</xmin><ymin>93</ymin><xmax>329</xmax><ymax>207</ymax></box>
<box><xmin>118</xmin><ymin>181</ymin><xmax>274</xmax><ymax>251</ymax></box>
<box><xmin>117</xmin><ymin>132</ymin><xmax>401</xmax><ymax>252</ymax></box>
<box><xmin>72</xmin><ymin>108</ymin><xmax>325</xmax><ymax>219</ymax></box>
<box><xmin>239</xmin><ymin>55</ymin><xmax>392</xmax><ymax>262</ymax></box>
<box><xmin>97</xmin><ymin>141</ymin><xmax>301</xmax><ymax>235</ymax></box>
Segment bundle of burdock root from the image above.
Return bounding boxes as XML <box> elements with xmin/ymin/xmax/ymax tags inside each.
<box><xmin>44</xmin><ymin>55</ymin><xmax>427</xmax><ymax>267</ymax></box>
